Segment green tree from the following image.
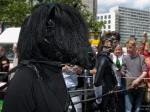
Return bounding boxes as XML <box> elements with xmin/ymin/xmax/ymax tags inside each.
<box><xmin>0</xmin><ymin>0</ymin><xmax>105</xmax><ymax>32</ymax></box>
<box><xmin>87</xmin><ymin>14</ymin><xmax>106</xmax><ymax>32</ymax></box>
<box><xmin>0</xmin><ymin>0</ymin><xmax>31</xmax><ymax>26</ymax></box>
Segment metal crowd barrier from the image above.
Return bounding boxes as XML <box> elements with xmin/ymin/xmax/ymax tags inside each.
<box><xmin>0</xmin><ymin>72</ymin><xmax>8</xmax><ymax>82</ymax></box>
<box><xmin>1</xmin><ymin>71</ymin><xmax>150</xmax><ymax>111</ymax></box>
<box><xmin>68</xmin><ymin>75</ymin><xmax>150</xmax><ymax>112</ymax></box>
<box><xmin>122</xmin><ymin>77</ymin><xmax>150</xmax><ymax>80</ymax></box>
<box><xmin>0</xmin><ymin>72</ymin><xmax>7</xmax><ymax>74</ymax></box>
<box><xmin>69</xmin><ymin>88</ymin><xmax>94</xmax><ymax>93</ymax></box>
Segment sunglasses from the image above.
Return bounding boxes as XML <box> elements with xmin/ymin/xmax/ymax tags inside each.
<box><xmin>103</xmin><ymin>46</ymin><xmax>111</xmax><ymax>49</ymax></box>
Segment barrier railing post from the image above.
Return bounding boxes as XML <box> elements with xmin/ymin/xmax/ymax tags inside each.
<box><xmin>83</xmin><ymin>69</ymin><xmax>88</xmax><ymax>112</ymax></box>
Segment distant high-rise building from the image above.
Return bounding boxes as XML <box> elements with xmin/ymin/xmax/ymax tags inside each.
<box><xmin>97</xmin><ymin>6</ymin><xmax>150</xmax><ymax>41</ymax></box>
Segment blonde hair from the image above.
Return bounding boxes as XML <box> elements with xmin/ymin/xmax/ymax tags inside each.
<box><xmin>126</xmin><ymin>38</ymin><xmax>136</xmax><ymax>47</ymax></box>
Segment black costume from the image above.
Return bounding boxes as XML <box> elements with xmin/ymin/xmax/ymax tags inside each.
<box><xmin>94</xmin><ymin>51</ymin><xmax>117</xmax><ymax>112</ymax></box>
<box><xmin>3</xmin><ymin>62</ymin><xmax>71</xmax><ymax>112</ymax></box>
<box><xmin>2</xmin><ymin>3</ymin><xmax>95</xmax><ymax>112</ymax></box>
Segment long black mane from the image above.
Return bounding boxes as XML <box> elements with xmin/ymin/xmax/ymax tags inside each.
<box><xmin>17</xmin><ymin>3</ymin><xmax>95</xmax><ymax>69</ymax></box>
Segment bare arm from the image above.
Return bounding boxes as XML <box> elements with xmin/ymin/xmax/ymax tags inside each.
<box><xmin>131</xmin><ymin>72</ymin><xmax>147</xmax><ymax>88</ymax></box>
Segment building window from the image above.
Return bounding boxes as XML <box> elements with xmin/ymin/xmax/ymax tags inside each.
<box><xmin>103</xmin><ymin>26</ymin><xmax>106</xmax><ymax>29</ymax></box>
<box><xmin>104</xmin><ymin>15</ymin><xmax>107</xmax><ymax>19</ymax></box>
<box><xmin>108</xmin><ymin>15</ymin><xmax>111</xmax><ymax>19</ymax></box>
<box><xmin>97</xmin><ymin>16</ymin><xmax>99</xmax><ymax>20</ymax></box>
<box><xmin>101</xmin><ymin>16</ymin><xmax>103</xmax><ymax>19</ymax></box>
<box><xmin>108</xmin><ymin>25</ymin><xmax>111</xmax><ymax>29</ymax></box>
<box><xmin>108</xmin><ymin>20</ymin><xmax>111</xmax><ymax>24</ymax></box>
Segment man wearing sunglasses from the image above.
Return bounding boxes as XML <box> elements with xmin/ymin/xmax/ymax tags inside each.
<box><xmin>93</xmin><ymin>31</ymin><xmax>120</xmax><ymax>112</ymax></box>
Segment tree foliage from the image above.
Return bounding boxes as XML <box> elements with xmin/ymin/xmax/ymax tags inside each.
<box><xmin>0</xmin><ymin>0</ymin><xmax>105</xmax><ymax>31</ymax></box>
<box><xmin>0</xmin><ymin>0</ymin><xmax>31</xmax><ymax>26</ymax></box>
<box><xmin>87</xmin><ymin>14</ymin><xmax>106</xmax><ymax>32</ymax></box>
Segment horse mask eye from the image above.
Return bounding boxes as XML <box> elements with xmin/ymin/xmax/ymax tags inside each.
<box><xmin>40</xmin><ymin>4</ymin><xmax>95</xmax><ymax>69</ymax></box>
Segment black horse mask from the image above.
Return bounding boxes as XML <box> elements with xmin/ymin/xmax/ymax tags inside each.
<box><xmin>17</xmin><ymin>4</ymin><xmax>95</xmax><ymax>69</ymax></box>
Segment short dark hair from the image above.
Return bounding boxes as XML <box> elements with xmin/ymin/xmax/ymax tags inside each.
<box><xmin>103</xmin><ymin>31</ymin><xmax>120</xmax><ymax>41</ymax></box>
<box><xmin>111</xmin><ymin>31</ymin><xmax>120</xmax><ymax>41</ymax></box>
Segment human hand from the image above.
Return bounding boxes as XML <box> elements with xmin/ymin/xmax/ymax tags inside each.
<box><xmin>62</xmin><ymin>65</ymin><xmax>69</xmax><ymax>72</ymax></box>
<box><xmin>90</xmin><ymin>68</ymin><xmax>97</xmax><ymax>75</ymax></box>
<box><xmin>72</xmin><ymin>66</ymin><xmax>83</xmax><ymax>74</ymax></box>
<box><xmin>131</xmin><ymin>78</ymin><xmax>141</xmax><ymax>88</ymax></box>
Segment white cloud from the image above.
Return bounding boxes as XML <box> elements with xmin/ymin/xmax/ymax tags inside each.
<box><xmin>97</xmin><ymin>0</ymin><xmax>127</xmax><ymax>6</ymax></box>
<box><xmin>97</xmin><ymin>0</ymin><xmax>150</xmax><ymax>13</ymax></box>
<box><xmin>132</xmin><ymin>0</ymin><xmax>150</xmax><ymax>9</ymax></box>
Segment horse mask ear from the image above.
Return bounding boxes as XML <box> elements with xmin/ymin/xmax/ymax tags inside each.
<box><xmin>47</xmin><ymin>6</ymin><xmax>56</xmax><ymax>29</ymax></box>
<box><xmin>44</xmin><ymin>6</ymin><xmax>56</xmax><ymax>44</ymax></box>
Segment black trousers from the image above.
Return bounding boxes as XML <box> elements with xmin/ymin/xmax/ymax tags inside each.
<box><xmin>101</xmin><ymin>94</ymin><xmax>117</xmax><ymax>112</ymax></box>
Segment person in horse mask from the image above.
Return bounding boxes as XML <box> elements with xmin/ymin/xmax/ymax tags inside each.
<box><xmin>94</xmin><ymin>35</ymin><xmax>117</xmax><ymax>112</ymax></box>
<box><xmin>2</xmin><ymin>3</ymin><xmax>95</xmax><ymax>112</ymax></box>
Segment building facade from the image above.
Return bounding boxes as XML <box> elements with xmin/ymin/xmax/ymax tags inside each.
<box><xmin>97</xmin><ymin>6</ymin><xmax>150</xmax><ymax>41</ymax></box>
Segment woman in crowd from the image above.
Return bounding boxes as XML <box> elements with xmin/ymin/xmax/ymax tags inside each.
<box><xmin>110</xmin><ymin>44</ymin><xmax>125</xmax><ymax>112</ymax></box>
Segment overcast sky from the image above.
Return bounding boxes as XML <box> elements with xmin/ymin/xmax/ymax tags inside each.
<box><xmin>97</xmin><ymin>0</ymin><xmax>150</xmax><ymax>13</ymax></box>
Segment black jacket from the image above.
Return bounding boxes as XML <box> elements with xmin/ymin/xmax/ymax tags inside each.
<box><xmin>2</xmin><ymin>62</ymin><xmax>70</xmax><ymax>112</ymax></box>
<box><xmin>94</xmin><ymin>52</ymin><xmax>117</xmax><ymax>93</ymax></box>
